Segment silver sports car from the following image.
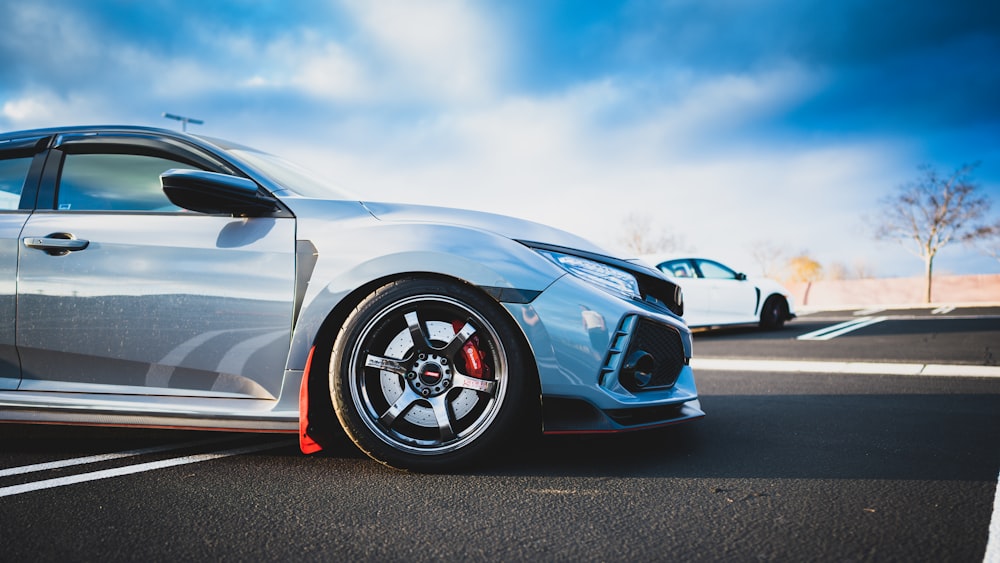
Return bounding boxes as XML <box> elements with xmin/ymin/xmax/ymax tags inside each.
<box><xmin>0</xmin><ymin>125</ymin><xmax>703</xmax><ymax>471</ymax></box>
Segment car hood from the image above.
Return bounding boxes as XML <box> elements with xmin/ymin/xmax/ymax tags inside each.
<box><xmin>362</xmin><ymin>201</ymin><xmax>609</xmax><ymax>256</ymax></box>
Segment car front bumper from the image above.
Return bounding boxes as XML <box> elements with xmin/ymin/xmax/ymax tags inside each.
<box><xmin>504</xmin><ymin>274</ymin><xmax>704</xmax><ymax>433</ymax></box>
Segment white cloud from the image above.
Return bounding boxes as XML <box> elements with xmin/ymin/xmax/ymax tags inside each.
<box><xmin>207</xmin><ymin>0</ymin><xmax>510</xmax><ymax>106</ymax></box>
<box><xmin>339</xmin><ymin>0</ymin><xmax>507</xmax><ymax>102</ymax></box>
<box><xmin>2</xmin><ymin>2</ymin><xmax>992</xmax><ymax>278</ymax></box>
<box><xmin>2</xmin><ymin>96</ymin><xmax>51</xmax><ymax>123</ymax></box>
<box><xmin>283</xmin><ymin>70</ymin><xmax>925</xmax><ymax>277</ymax></box>
<box><xmin>1</xmin><ymin>4</ymin><xmax>103</xmax><ymax>76</ymax></box>
<box><xmin>236</xmin><ymin>32</ymin><xmax>369</xmax><ymax>101</ymax></box>
<box><xmin>1</xmin><ymin>90</ymin><xmax>109</xmax><ymax>128</ymax></box>
<box><xmin>0</xmin><ymin>3</ymin><xmax>237</xmax><ymax>107</ymax></box>
<box><xmin>1</xmin><ymin>0</ymin><xmax>507</xmax><ymax>118</ymax></box>
<box><xmin>292</xmin><ymin>42</ymin><xmax>368</xmax><ymax>99</ymax></box>
<box><xmin>606</xmin><ymin>65</ymin><xmax>825</xmax><ymax>155</ymax></box>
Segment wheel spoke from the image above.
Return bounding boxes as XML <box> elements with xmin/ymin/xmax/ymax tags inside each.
<box><xmin>404</xmin><ymin>311</ymin><xmax>429</xmax><ymax>349</ymax></box>
<box><xmin>378</xmin><ymin>387</ymin><xmax>422</xmax><ymax>428</ymax></box>
<box><xmin>442</xmin><ymin>321</ymin><xmax>475</xmax><ymax>357</ymax></box>
<box><xmin>427</xmin><ymin>395</ymin><xmax>456</xmax><ymax>442</ymax></box>
<box><xmin>364</xmin><ymin>354</ymin><xmax>409</xmax><ymax>376</ymax></box>
<box><xmin>452</xmin><ymin>373</ymin><xmax>496</xmax><ymax>395</ymax></box>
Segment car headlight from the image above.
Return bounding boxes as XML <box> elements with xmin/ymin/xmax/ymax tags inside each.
<box><xmin>536</xmin><ymin>250</ymin><xmax>641</xmax><ymax>301</ymax></box>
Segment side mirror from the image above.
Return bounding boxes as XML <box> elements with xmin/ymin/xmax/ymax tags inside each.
<box><xmin>736</xmin><ymin>272</ymin><xmax>747</xmax><ymax>281</ymax></box>
<box><xmin>161</xmin><ymin>169</ymin><xmax>280</xmax><ymax>216</ymax></box>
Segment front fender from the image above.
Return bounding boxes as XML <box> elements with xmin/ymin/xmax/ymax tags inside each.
<box><xmin>285</xmin><ymin>217</ymin><xmax>564</xmax><ymax>372</ymax></box>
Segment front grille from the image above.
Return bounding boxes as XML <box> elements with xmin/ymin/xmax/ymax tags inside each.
<box><xmin>636</xmin><ymin>274</ymin><xmax>683</xmax><ymax>317</ymax></box>
<box><xmin>622</xmin><ymin>318</ymin><xmax>685</xmax><ymax>391</ymax></box>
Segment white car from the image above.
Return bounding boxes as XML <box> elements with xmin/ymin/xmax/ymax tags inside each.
<box><xmin>640</xmin><ymin>255</ymin><xmax>795</xmax><ymax>330</ymax></box>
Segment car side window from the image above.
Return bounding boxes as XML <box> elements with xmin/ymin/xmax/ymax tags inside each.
<box><xmin>0</xmin><ymin>156</ymin><xmax>33</xmax><ymax>211</ymax></box>
<box><xmin>56</xmin><ymin>153</ymin><xmax>190</xmax><ymax>212</ymax></box>
<box><xmin>696</xmin><ymin>260</ymin><xmax>738</xmax><ymax>280</ymax></box>
<box><xmin>661</xmin><ymin>259</ymin><xmax>695</xmax><ymax>278</ymax></box>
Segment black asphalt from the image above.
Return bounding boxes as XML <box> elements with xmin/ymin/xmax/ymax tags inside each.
<box><xmin>1</xmin><ymin>308</ymin><xmax>998</xmax><ymax>562</ymax></box>
<box><xmin>694</xmin><ymin>307</ymin><xmax>1000</xmax><ymax>366</ymax></box>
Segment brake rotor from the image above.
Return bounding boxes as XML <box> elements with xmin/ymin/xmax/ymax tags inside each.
<box><xmin>378</xmin><ymin>320</ymin><xmax>481</xmax><ymax>427</ymax></box>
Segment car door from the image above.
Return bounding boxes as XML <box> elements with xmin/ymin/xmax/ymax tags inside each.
<box><xmin>693</xmin><ymin>259</ymin><xmax>758</xmax><ymax>322</ymax></box>
<box><xmin>0</xmin><ymin>135</ymin><xmax>48</xmax><ymax>390</ymax></box>
<box><xmin>16</xmin><ymin>133</ymin><xmax>297</xmax><ymax>400</ymax></box>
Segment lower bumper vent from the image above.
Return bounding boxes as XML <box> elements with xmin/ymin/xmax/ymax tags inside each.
<box><xmin>619</xmin><ymin>318</ymin><xmax>685</xmax><ymax>392</ymax></box>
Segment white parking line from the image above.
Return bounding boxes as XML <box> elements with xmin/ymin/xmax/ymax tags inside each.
<box><xmin>796</xmin><ymin>317</ymin><xmax>888</xmax><ymax>341</ymax></box>
<box><xmin>690</xmin><ymin>358</ymin><xmax>1000</xmax><ymax>378</ymax></box>
<box><xmin>932</xmin><ymin>305</ymin><xmax>957</xmax><ymax>315</ymax></box>
<box><xmin>0</xmin><ymin>439</ymin><xmax>294</xmax><ymax>498</ymax></box>
<box><xmin>853</xmin><ymin>308</ymin><xmax>885</xmax><ymax>316</ymax></box>
<box><xmin>986</xmin><ymin>468</ymin><xmax>1000</xmax><ymax>563</ymax></box>
<box><xmin>0</xmin><ymin>436</ymin><xmax>239</xmax><ymax>478</ymax></box>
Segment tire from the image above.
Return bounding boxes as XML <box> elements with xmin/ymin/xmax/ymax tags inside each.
<box><xmin>330</xmin><ymin>278</ymin><xmax>530</xmax><ymax>471</ymax></box>
<box><xmin>759</xmin><ymin>296</ymin><xmax>788</xmax><ymax>330</ymax></box>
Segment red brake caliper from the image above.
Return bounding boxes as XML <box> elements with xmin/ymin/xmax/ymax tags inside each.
<box><xmin>452</xmin><ymin>321</ymin><xmax>491</xmax><ymax>379</ymax></box>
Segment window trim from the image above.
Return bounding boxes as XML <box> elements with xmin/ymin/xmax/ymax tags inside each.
<box><xmin>30</xmin><ymin>133</ymin><xmax>292</xmax><ymax>217</ymax></box>
<box><xmin>0</xmin><ymin>135</ymin><xmax>51</xmax><ymax>212</ymax></box>
<box><xmin>54</xmin><ymin>133</ymin><xmax>239</xmax><ymax>175</ymax></box>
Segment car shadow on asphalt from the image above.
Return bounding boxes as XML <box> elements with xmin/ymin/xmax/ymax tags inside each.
<box><xmin>4</xmin><ymin>384</ymin><xmax>999</xmax><ymax>482</ymax></box>
<box><xmin>471</xmin><ymin>390</ymin><xmax>1000</xmax><ymax>482</ymax></box>
<box><xmin>691</xmin><ymin>324</ymin><xmax>804</xmax><ymax>341</ymax></box>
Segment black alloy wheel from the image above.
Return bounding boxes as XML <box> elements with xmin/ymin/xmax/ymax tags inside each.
<box><xmin>759</xmin><ymin>296</ymin><xmax>788</xmax><ymax>330</ymax></box>
<box><xmin>330</xmin><ymin>278</ymin><xmax>531</xmax><ymax>471</ymax></box>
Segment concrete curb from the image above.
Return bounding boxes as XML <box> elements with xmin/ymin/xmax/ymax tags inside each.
<box><xmin>796</xmin><ymin>302</ymin><xmax>1000</xmax><ymax>314</ymax></box>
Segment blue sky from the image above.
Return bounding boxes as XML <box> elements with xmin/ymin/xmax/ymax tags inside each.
<box><xmin>2</xmin><ymin>0</ymin><xmax>999</xmax><ymax>278</ymax></box>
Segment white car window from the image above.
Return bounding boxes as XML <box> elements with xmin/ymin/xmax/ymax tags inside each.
<box><xmin>697</xmin><ymin>260</ymin><xmax>738</xmax><ymax>280</ymax></box>
<box><xmin>661</xmin><ymin>260</ymin><xmax>696</xmax><ymax>278</ymax></box>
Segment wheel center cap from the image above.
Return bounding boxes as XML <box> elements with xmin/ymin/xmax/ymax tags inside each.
<box><xmin>419</xmin><ymin>363</ymin><xmax>443</xmax><ymax>385</ymax></box>
<box><xmin>409</xmin><ymin>353</ymin><xmax>452</xmax><ymax>396</ymax></box>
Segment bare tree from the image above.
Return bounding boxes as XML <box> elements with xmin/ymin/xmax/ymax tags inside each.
<box><xmin>827</xmin><ymin>262</ymin><xmax>848</xmax><ymax>280</ymax></box>
<box><xmin>875</xmin><ymin>163</ymin><xmax>992</xmax><ymax>302</ymax></box>
<box><xmin>968</xmin><ymin>218</ymin><xmax>1000</xmax><ymax>263</ymax></box>
<box><xmin>748</xmin><ymin>240</ymin><xmax>789</xmax><ymax>279</ymax></box>
<box><xmin>852</xmin><ymin>259</ymin><xmax>876</xmax><ymax>279</ymax></box>
<box><xmin>827</xmin><ymin>259</ymin><xmax>875</xmax><ymax>280</ymax></box>
<box><xmin>618</xmin><ymin>212</ymin><xmax>688</xmax><ymax>255</ymax></box>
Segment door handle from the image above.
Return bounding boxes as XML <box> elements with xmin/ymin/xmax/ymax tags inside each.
<box><xmin>23</xmin><ymin>233</ymin><xmax>90</xmax><ymax>256</ymax></box>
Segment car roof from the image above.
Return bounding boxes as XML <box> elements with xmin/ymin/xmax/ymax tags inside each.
<box><xmin>639</xmin><ymin>254</ymin><xmax>704</xmax><ymax>266</ymax></box>
<box><xmin>0</xmin><ymin>125</ymin><xmax>245</xmax><ymax>155</ymax></box>
<box><xmin>2</xmin><ymin>124</ymin><xmax>181</xmax><ymax>140</ymax></box>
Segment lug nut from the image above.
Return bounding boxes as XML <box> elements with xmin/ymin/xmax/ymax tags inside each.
<box><xmin>421</xmin><ymin>389</ymin><xmax>430</xmax><ymax>397</ymax></box>
<box><xmin>406</xmin><ymin>372</ymin><xmax>416</xmax><ymax>380</ymax></box>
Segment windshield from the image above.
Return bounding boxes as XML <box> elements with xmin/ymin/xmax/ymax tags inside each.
<box><xmin>227</xmin><ymin>148</ymin><xmax>359</xmax><ymax>200</ymax></box>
